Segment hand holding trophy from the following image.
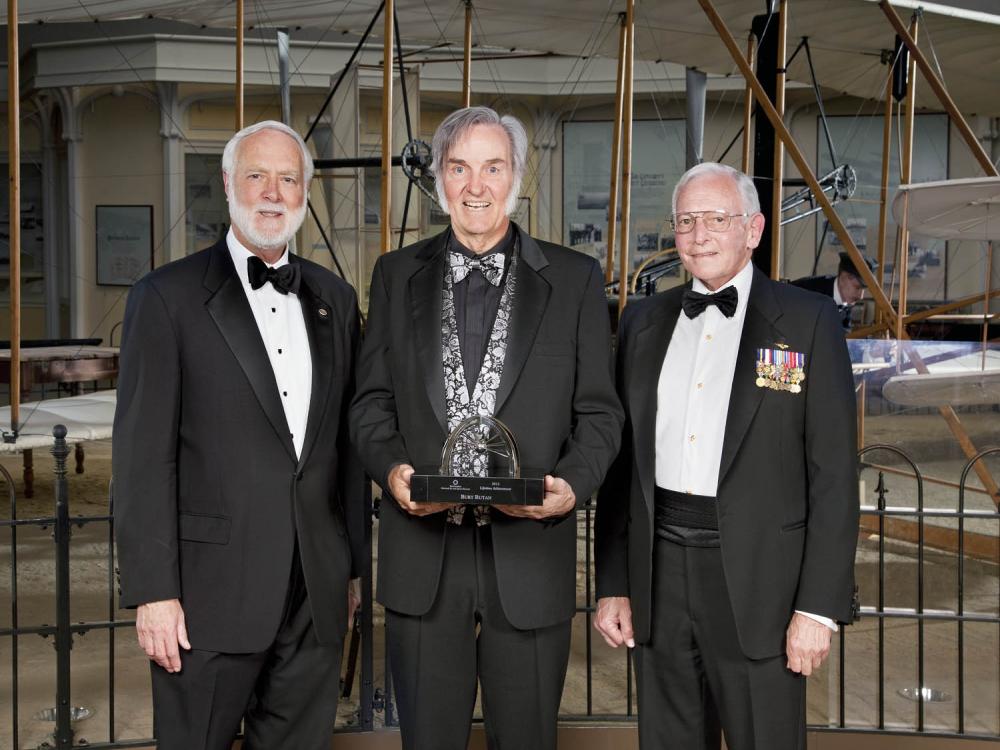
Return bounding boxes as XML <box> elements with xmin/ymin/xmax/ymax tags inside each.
<box><xmin>410</xmin><ymin>415</ymin><xmax>544</xmax><ymax>506</ymax></box>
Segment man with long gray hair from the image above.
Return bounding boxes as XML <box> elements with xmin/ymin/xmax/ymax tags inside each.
<box><xmin>351</xmin><ymin>106</ymin><xmax>623</xmax><ymax>749</ymax></box>
<box><xmin>114</xmin><ymin>120</ymin><xmax>363</xmax><ymax>749</ymax></box>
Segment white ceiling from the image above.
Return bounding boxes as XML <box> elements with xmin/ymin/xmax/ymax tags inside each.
<box><xmin>5</xmin><ymin>1</ymin><xmax>1000</xmax><ymax>114</ymax></box>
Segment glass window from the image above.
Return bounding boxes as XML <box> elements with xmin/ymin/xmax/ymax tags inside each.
<box><xmin>817</xmin><ymin>113</ymin><xmax>949</xmax><ymax>300</ymax></box>
<box><xmin>563</xmin><ymin>119</ymin><xmax>686</xmax><ymax>275</ymax></box>
<box><xmin>0</xmin><ymin>160</ymin><xmax>46</xmax><ymax>302</ymax></box>
<box><xmin>185</xmin><ymin>153</ymin><xmax>228</xmax><ymax>252</ymax></box>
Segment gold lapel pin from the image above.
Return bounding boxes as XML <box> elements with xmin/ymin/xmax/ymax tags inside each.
<box><xmin>776</xmin><ymin>342</ymin><xmax>789</xmax><ymax>350</ymax></box>
<box><xmin>318</xmin><ymin>308</ymin><xmax>329</xmax><ymax>318</ymax></box>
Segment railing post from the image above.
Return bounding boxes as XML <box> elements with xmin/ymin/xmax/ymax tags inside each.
<box><xmin>51</xmin><ymin>424</ymin><xmax>74</xmax><ymax>748</ymax></box>
<box><xmin>360</xmin><ymin>478</ymin><xmax>375</xmax><ymax>731</ymax></box>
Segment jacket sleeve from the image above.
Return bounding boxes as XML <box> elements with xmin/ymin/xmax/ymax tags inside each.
<box><xmin>349</xmin><ymin>256</ymin><xmax>412</xmax><ymax>493</ymax></box>
<box><xmin>795</xmin><ymin>299</ymin><xmax>860</xmax><ymax>623</ymax></box>
<box><xmin>552</xmin><ymin>259</ymin><xmax>625</xmax><ymax>507</ymax></box>
<box><xmin>112</xmin><ymin>278</ymin><xmax>182</xmax><ymax>608</ymax></box>
<box><xmin>595</xmin><ymin>302</ymin><xmax>632</xmax><ymax>599</ymax></box>
<box><xmin>337</xmin><ymin>289</ymin><xmax>367</xmax><ymax>579</ymax></box>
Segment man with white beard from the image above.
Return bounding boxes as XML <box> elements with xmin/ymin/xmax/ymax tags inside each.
<box><xmin>113</xmin><ymin>120</ymin><xmax>364</xmax><ymax>750</ymax></box>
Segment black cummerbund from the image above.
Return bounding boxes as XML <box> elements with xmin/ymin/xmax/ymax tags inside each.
<box><xmin>653</xmin><ymin>487</ymin><xmax>721</xmax><ymax>547</ymax></box>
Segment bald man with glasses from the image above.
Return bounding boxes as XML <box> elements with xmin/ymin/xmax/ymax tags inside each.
<box><xmin>595</xmin><ymin>163</ymin><xmax>859</xmax><ymax>749</ymax></box>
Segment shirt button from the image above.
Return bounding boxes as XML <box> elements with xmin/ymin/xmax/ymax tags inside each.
<box><xmin>283</xmin><ymin>391</ymin><xmax>288</xmax><ymax>397</ymax></box>
<box><xmin>272</xmin><ymin>307</ymin><xmax>277</xmax><ymax>313</ymax></box>
<box><xmin>278</xmin><ymin>348</ymin><xmax>283</xmax><ymax>354</ymax></box>
<box><xmin>705</xmin><ymin>334</ymin><xmax>713</xmax><ymax>341</ymax></box>
<box><xmin>689</xmin><ymin>434</ymin><xmax>696</xmax><ymax>442</ymax></box>
<box><xmin>696</xmin><ymin>382</ymin><xmax>704</xmax><ymax>389</ymax></box>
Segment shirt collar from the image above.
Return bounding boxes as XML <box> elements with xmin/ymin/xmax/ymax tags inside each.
<box><xmin>226</xmin><ymin>227</ymin><xmax>290</xmax><ymax>288</ymax></box>
<box><xmin>448</xmin><ymin>224</ymin><xmax>514</xmax><ymax>261</ymax></box>
<box><xmin>832</xmin><ymin>274</ymin><xmax>846</xmax><ymax>306</ymax></box>
<box><xmin>691</xmin><ymin>259</ymin><xmax>754</xmax><ymax>318</ymax></box>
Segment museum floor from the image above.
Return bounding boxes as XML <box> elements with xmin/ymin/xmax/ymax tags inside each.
<box><xmin>2</xmin><ymin>409</ymin><xmax>998</xmax><ymax>748</ymax></box>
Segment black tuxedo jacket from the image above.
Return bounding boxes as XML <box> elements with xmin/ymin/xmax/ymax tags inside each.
<box><xmin>792</xmin><ymin>275</ymin><xmax>856</xmax><ymax>329</ymax></box>
<box><xmin>113</xmin><ymin>237</ymin><xmax>364</xmax><ymax>653</ymax></box>
<box><xmin>595</xmin><ymin>268</ymin><xmax>858</xmax><ymax>659</ymax></box>
<box><xmin>350</xmin><ymin>225</ymin><xmax>623</xmax><ymax>630</ymax></box>
<box><xmin>790</xmin><ymin>274</ymin><xmax>835</xmax><ymax>298</ymax></box>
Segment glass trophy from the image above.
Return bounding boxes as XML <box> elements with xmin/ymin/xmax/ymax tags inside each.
<box><xmin>410</xmin><ymin>415</ymin><xmax>544</xmax><ymax>505</ymax></box>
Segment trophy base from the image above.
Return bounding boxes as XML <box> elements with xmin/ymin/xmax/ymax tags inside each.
<box><xmin>410</xmin><ymin>475</ymin><xmax>544</xmax><ymax>505</ymax></box>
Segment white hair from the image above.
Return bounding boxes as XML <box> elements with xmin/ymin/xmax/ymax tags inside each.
<box><xmin>430</xmin><ymin>106</ymin><xmax>528</xmax><ymax>216</ymax></box>
<box><xmin>671</xmin><ymin>162</ymin><xmax>760</xmax><ymax>218</ymax></box>
<box><xmin>222</xmin><ymin>120</ymin><xmax>314</xmax><ymax>184</ymax></box>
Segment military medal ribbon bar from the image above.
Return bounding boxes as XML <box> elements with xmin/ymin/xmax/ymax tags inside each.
<box><xmin>755</xmin><ymin>348</ymin><xmax>806</xmax><ymax>393</ymax></box>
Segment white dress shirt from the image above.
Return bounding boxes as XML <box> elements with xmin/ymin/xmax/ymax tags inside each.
<box><xmin>655</xmin><ymin>260</ymin><xmax>753</xmax><ymax>495</ymax></box>
<box><xmin>227</xmin><ymin>229</ymin><xmax>312</xmax><ymax>458</ymax></box>
<box><xmin>654</xmin><ymin>259</ymin><xmax>836</xmax><ymax>631</ymax></box>
<box><xmin>832</xmin><ymin>275</ymin><xmax>845</xmax><ymax>306</ymax></box>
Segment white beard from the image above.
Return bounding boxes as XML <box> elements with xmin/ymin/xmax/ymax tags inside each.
<box><xmin>228</xmin><ymin>192</ymin><xmax>307</xmax><ymax>251</ymax></box>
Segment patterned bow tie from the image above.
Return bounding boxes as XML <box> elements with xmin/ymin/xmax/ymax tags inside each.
<box><xmin>681</xmin><ymin>285</ymin><xmax>738</xmax><ymax>319</ymax></box>
<box><xmin>247</xmin><ymin>256</ymin><xmax>301</xmax><ymax>295</ymax></box>
<box><xmin>448</xmin><ymin>251</ymin><xmax>505</xmax><ymax>287</ymax></box>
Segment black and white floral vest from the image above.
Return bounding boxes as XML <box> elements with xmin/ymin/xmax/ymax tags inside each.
<box><xmin>441</xmin><ymin>239</ymin><xmax>519</xmax><ymax>526</ymax></box>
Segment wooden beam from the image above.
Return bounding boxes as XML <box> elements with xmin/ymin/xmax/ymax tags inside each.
<box><xmin>902</xmin><ymin>288</ymin><xmax>1000</xmax><ymax>325</ymax></box>
<box><xmin>235</xmin><ymin>0</ymin><xmax>244</xmax><ymax>131</ymax></box>
<box><xmin>741</xmin><ymin>33</ymin><xmax>755</xmax><ymax>173</ymax></box>
<box><xmin>896</xmin><ymin>15</ymin><xmax>918</xmax><ymax>344</ymax></box>
<box><xmin>852</xmin><ymin>289</ymin><xmax>1000</xmax><ymax>334</ymax></box>
<box><xmin>860</xmin><ymin>516</ymin><xmax>998</xmax><ymax>564</ymax></box>
<box><xmin>878</xmin><ymin>0</ymin><xmax>999</xmax><ymax>178</ymax></box>
<box><xmin>856</xmin><ymin>380</ymin><xmax>866</xmax><ymax>448</ymax></box>
<box><xmin>983</xmin><ymin>242</ymin><xmax>994</xmax><ymax>369</ymax></box>
<box><xmin>605</xmin><ymin>15</ymin><xmax>627</xmax><ymax>285</ymax></box>
<box><xmin>462</xmin><ymin>0</ymin><xmax>473</xmax><ymax>108</ymax></box>
<box><xmin>698</xmin><ymin>0</ymin><xmax>895</xmax><ymax>324</ymax></box>
<box><xmin>380</xmin><ymin>0</ymin><xmax>394</xmax><ymax>254</ymax></box>
<box><xmin>8</xmin><ymin>0</ymin><xmax>21</xmax><ymax>434</ymax></box>
<box><xmin>617</xmin><ymin>0</ymin><xmax>635</xmax><ymax>316</ymax></box>
<box><xmin>876</xmin><ymin>69</ymin><xmax>893</xmax><ymax>326</ymax></box>
<box><xmin>697</xmin><ymin>0</ymin><xmax>1000</xmax><ymax>505</ymax></box>
<box><xmin>770</xmin><ymin>0</ymin><xmax>787</xmax><ymax>281</ymax></box>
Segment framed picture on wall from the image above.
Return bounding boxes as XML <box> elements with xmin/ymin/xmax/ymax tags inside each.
<box><xmin>96</xmin><ymin>205</ymin><xmax>154</xmax><ymax>286</ymax></box>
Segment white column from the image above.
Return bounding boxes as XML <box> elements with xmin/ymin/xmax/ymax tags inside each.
<box><xmin>157</xmin><ymin>82</ymin><xmax>186</xmax><ymax>263</ymax></box>
<box><xmin>531</xmin><ymin>108</ymin><xmax>559</xmax><ymax>243</ymax></box>
<box><xmin>54</xmin><ymin>87</ymin><xmax>86</xmax><ymax>338</ymax></box>
<box><xmin>35</xmin><ymin>95</ymin><xmax>60</xmax><ymax>338</ymax></box>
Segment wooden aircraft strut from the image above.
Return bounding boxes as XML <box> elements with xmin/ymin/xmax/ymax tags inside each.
<box><xmin>617</xmin><ymin>0</ymin><xmax>635</xmax><ymax>316</ymax></box>
<box><xmin>605</xmin><ymin>14</ymin><xmax>627</xmax><ymax>286</ymax></box>
<box><xmin>697</xmin><ymin>0</ymin><xmax>1000</xmax><ymax>505</ymax></box>
<box><xmin>7</xmin><ymin>0</ymin><xmax>21</xmax><ymax>438</ymax></box>
<box><xmin>235</xmin><ymin>0</ymin><xmax>244</xmax><ymax>131</ymax></box>
<box><xmin>463</xmin><ymin>0</ymin><xmax>473</xmax><ymax>107</ymax></box>
<box><xmin>380</xmin><ymin>0</ymin><xmax>395</xmax><ymax>254</ymax></box>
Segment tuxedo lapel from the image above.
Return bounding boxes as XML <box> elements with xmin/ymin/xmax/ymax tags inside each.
<box><xmin>630</xmin><ymin>290</ymin><xmax>684</xmax><ymax>513</ymax></box>
<box><xmin>409</xmin><ymin>233</ymin><xmax>449</xmax><ymax>433</ymax></box>
<box><xmin>295</xmin><ymin>265</ymin><xmax>337</xmax><ymax>469</ymax></box>
<box><xmin>494</xmin><ymin>229</ymin><xmax>550</xmax><ymax>415</ymax></box>
<box><xmin>203</xmin><ymin>242</ymin><xmax>296</xmax><ymax>462</ymax></box>
<box><xmin>718</xmin><ymin>269</ymin><xmax>783</xmax><ymax>485</ymax></box>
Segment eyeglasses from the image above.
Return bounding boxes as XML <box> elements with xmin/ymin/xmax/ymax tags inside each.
<box><xmin>670</xmin><ymin>210</ymin><xmax>750</xmax><ymax>234</ymax></box>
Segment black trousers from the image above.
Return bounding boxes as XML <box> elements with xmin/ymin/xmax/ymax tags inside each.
<box><xmin>150</xmin><ymin>549</ymin><xmax>344</xmax><ymax>750</ymax></box>
<box><xmin>634</xmin><ymin>538</ymin><xmax>806</xmax><ymax>750</ymax></box>
<box><xmin>386</xmin><ymin>519</ymin><xmax>572</xmax><ymax>750</ymax></box>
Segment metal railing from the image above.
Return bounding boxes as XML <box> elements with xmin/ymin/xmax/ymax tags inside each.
<box><xmin>2</xmin><ymin>432</ymin><xmax>998</xmax><ymax>746</ymax></box>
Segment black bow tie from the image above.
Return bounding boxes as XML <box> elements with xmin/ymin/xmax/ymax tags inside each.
<box><xmin>247</xmin><ymin>256</ymin><xmax>301</xmax><ymax>295</ymax></box>
<box><xmin>682</xmin><ymin>286</ymin><xmax>738</xmax><ymax>319</ymax></box>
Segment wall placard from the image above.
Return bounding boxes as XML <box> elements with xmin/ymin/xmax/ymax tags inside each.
<box><xmin>96</xmin><ymin>205</ymin><xmax>154</xmax><ymax>286</ymax></box>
